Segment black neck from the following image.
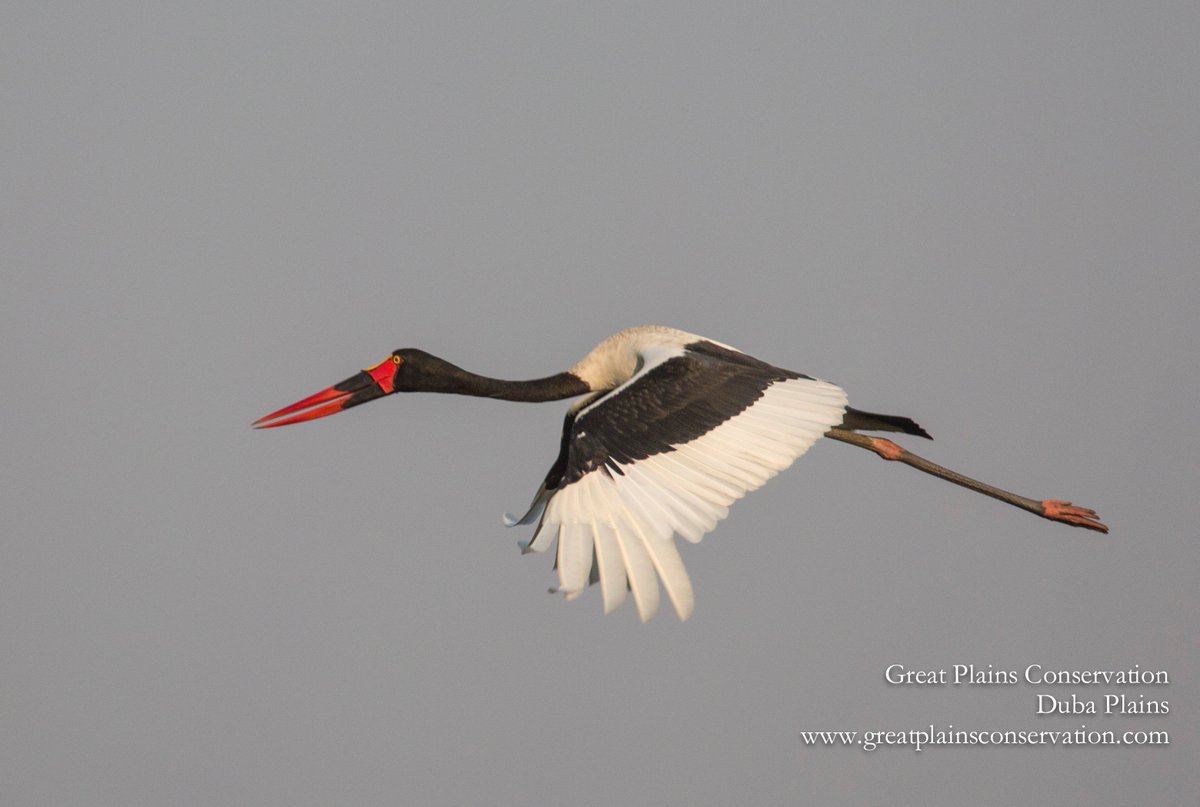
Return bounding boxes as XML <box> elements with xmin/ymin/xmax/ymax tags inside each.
<box><xmin>397</xmin><ymin>350</ymin><xmax>591</xmax><ymax>402</ymax></box>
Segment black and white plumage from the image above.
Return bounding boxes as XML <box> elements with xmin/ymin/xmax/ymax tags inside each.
<box><xmin>255</xmin><ymin>324</ymin><xmax>1108</xmax><ymax>622</ymax></box>
<box><xmin>505</xmin><ymin>327</ymin><xmax>849</xmax><ymax>621</ymax></box>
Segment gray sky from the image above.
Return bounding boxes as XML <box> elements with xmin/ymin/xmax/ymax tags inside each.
<box><xmin>3</xmin><ymin>3</ymin><xmax>1197</xmax><ymax>805</ymax></box>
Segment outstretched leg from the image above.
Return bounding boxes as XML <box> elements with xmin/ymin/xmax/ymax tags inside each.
<box><xmin>825</xmin><ymin>428</ymin><xmax>1108</xmax><ymax>533</ymax></box>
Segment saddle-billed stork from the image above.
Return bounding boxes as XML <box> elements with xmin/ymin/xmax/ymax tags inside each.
<box><xmin>255</xmin><ymin>325</ymin><xmax>1106</xmax><ymax>621</ymax></box>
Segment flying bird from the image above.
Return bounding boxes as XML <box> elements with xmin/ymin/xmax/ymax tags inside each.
<box><xmin>255</xmin><ymin>325</ymin><xmax>1106</xmax><ymax>621</ymax></box>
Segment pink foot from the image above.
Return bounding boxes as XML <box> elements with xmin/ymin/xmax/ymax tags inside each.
<box><xmin>1041</xmin><ymin>500</ymin><xmax>1109</xmax><ymax>533</ymax></box>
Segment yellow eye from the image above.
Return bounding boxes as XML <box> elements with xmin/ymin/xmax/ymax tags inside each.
<box><xmin>392</xmin><ymin>355</ymin><xmax>402</xmax><ymax>364</ymax></box>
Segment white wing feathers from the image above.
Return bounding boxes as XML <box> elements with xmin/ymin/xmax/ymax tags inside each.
<box><xmin>510</xmin><ymin>374</ymin><xmax>848</xmax><ymax>622</ymax></box>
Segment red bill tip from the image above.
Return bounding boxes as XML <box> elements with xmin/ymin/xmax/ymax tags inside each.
<box><xmin>253</xmin><ymin>386</ymin><xmax>352</xmax><ymax>429</ymax></box>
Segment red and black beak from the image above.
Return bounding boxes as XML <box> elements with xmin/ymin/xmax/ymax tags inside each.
<box><xmin>253</xmin><ymin>355</ymin><xmax>401</xmax><ymax>429</ymax></box>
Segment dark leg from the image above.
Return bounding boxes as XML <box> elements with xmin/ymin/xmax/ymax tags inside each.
<box><xmin>825</xmin><ymin>428</ymin><xmax>1108</xmax><ymax>533</ymax></box>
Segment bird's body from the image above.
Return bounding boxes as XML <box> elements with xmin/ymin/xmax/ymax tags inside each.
<box><xmin>509</xmin><ymin>326</ymin><xmax>852</xmax><ymax>621</ymax></box>
<box><xmin>255</xmin><ymin>325</ymin><xmax>1106</xmax><ymax>621</ymax></box>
